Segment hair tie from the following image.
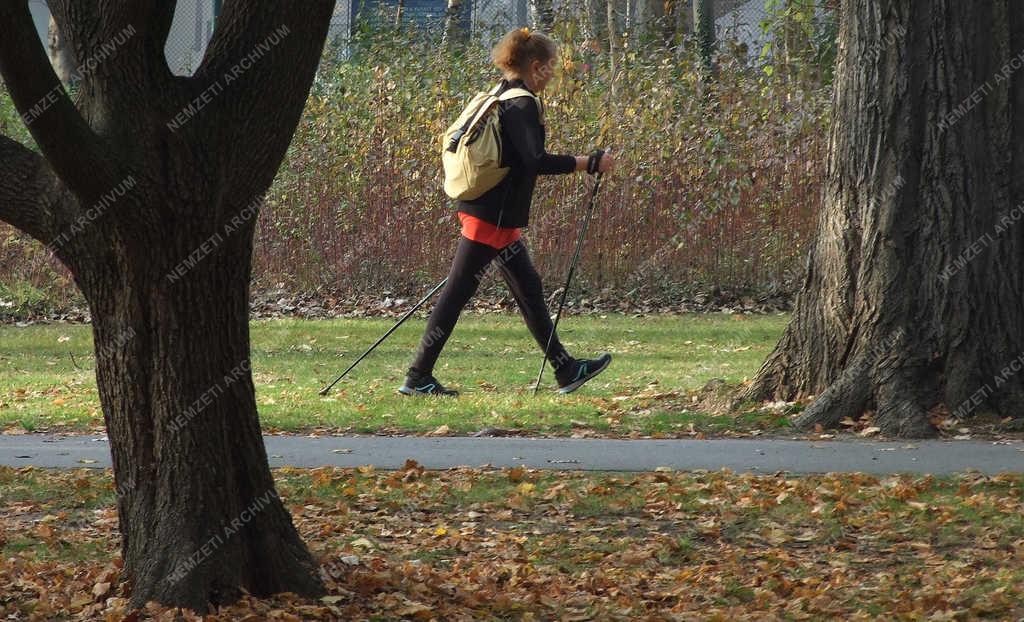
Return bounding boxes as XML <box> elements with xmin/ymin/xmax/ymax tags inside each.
<box><xmin>521</xmin><ymin>27</ymin><xmax>530</xmax><ymax>38</ymax></box>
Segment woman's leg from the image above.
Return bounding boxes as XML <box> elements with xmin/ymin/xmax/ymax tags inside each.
<box><xmin>409</xmin><ymin>236</ymin><xmax>498</xmax><ymax>376</ymax></box>
<box><xmin>494</xmin><ymin>239</ymin><xmax>574</xmax><ymax>373</ymax></box>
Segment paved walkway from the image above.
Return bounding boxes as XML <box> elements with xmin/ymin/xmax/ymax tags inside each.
<box><xmin>0</xmin><ymin>434</ymin><xmax>1021</xmax><ymax>474</ymax></box>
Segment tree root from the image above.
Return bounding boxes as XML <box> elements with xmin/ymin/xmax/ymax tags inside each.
<box><xmin>787</xmin><ymin>352</ymin><xmax>940</xmax><ymax>438</ymax></box>
<box><xmin>791</xmin><ymin>359</ymin><xmax>869</xmax><ymax>430</ymax></box>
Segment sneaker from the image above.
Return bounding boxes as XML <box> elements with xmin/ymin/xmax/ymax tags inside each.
<box><xmin>398</xmin><ymin>373</ymin><xmax>459</xmax><ymax>397</ymax></box>
<box><xmin>555</xmin><ymin>353</ymin><xmax>612</xmax><ymax>394</ymax></box>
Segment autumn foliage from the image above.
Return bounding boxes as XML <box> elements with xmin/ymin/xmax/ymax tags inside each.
<box><xmin>2</xmin><ymin>465</ymin><xmax>1022</xmax><ymax>620</ymax></box>
<box><xmin>1</xmin><ymin>14</ymin><xmax>828</xmax><ymax>313</ymax></box>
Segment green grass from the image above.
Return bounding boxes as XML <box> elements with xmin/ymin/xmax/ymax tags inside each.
<box><xmin>0</xmin><ymin>313</ymin><xmax>789</xmax><ymax>436</ymax></box>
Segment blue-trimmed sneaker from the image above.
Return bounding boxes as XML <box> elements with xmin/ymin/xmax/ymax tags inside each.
<box><xmin>398</xmin><ymin>373</ymin><xmax>459</xmax><ymax>397</ymax></box>
<box><xmin>555</xmin><ymin>353</ymin><xmax>612</xmax><ymax>394</ymax></box>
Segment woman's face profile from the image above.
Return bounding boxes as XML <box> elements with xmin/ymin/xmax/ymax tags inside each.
<box><xmin>531</xmin><ymin>57</ymin><xmax>558</xmax><ymax>92</ymax></box>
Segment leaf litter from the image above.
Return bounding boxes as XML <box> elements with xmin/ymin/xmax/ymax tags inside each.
<box><xmin>0</xmin><ymin>465</ymin><xmax>1021</xmax><ymax>620</ymax></box>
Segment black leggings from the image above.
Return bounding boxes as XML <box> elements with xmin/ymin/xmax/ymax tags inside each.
<box><xmin>410</xmin><ymin>236</ymin><xmax>572</xmax><ymax>375</ymax></box>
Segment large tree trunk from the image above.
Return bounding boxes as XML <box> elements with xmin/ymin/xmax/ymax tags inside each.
<box><xmin>78</xmin><ymin>211</ymin><xmax>321</xmax><ymax>609</ymax></box>
<box><xmin>747</xmin><ymin>0</ymin><xmax>1024</xmax><ymax>438</ymax></box>
<box><xmin>0</xmin><ymin>0</ymin><xmax>337</xmax><ymax>611</ymax></box>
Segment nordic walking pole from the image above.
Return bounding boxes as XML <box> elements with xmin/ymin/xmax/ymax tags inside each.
<box><xmin>534</xmin><ymin>171</ymin><xmax>604</xmax><ymax>395</ymax></box>
<box><xmin>319</xmin><ymin>277</ymin><xmax>448</xmax><ymax>396</ymax></box>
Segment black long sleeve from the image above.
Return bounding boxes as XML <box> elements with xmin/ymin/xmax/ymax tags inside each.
<box><xmin>500</xmin><ymin>97</ymin><xmax>576</xmax><ymax>176</ymax></box>
<box><xmin>457</xmin><ymin>79</ymin><xmax>574</xmax><ymax>228</ymax></box>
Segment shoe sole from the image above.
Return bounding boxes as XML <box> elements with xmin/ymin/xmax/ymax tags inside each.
<box><xmin>557</xmin><ymin>355</ymin><xmax>612</xmax><ymax>394</ymax></box>
<box><xmin>397</xmin><ymin>386</ymin><xmax>458</xmax><ymax>397</ymax></box>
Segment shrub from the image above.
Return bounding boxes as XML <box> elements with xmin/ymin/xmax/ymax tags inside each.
<box><xmin>0</xmin><ymin>6</ymin><xmax>832</xmax><ymax>312</ymax></box>
<box><xmin>256</xmin><ymin>9</ymin><xmax>829</xmax><ymax>300</ymax></box>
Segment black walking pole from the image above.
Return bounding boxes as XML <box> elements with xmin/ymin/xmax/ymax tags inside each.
<box><xmin>534</xmin><ymin>170</ymin><xmax>604</xmax><ymax>395</ymax></box>
<box><xmin>319</xmin><ymin>277</ymin><xmax>448</xmax><ymax>396</ymax></box>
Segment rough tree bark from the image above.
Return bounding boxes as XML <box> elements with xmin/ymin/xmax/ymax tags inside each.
<box><xmin>0</xmin><ymin>0</ymin><xmax>336</xmax><ymax>611</ymax></box>
<box><xmin>746</xmin><ymin>0</ymin><xmax>1024</xmax><ymax>437</ymax></box>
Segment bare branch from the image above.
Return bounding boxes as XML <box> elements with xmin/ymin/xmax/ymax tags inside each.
<box><xmin>0</xmin><ymin>2</ymin><xmax>118</xmax><ymax>205</ymax></box>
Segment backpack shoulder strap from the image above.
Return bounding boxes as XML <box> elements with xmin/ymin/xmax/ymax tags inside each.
<box><xmin>448</xmin><ymin>90</ymin><xmax>502</xmax><ymax>152</ymax></box>
<box><xmin>497</xmin><ymin>87</ymin><xmax>537</xmax><ymax>101</ymax></box>
<box><xmin>466</xmin><ymin>92</ymin><xmax>501</xmax><ymax>129</ymax></box>
<box><xmin>497</xmin><ymin>88</ymin><xmax>544</xmax><ymax>124</ymax></box>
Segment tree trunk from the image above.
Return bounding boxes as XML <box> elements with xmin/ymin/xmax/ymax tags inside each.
<box><xmin>607</xmin><ymin>0</ymin><xmax>619</xmax><ymax>99</ymax></box>
<box><xmin>746</xmin><ymin>0</ymin><xmax>1024</xmax><ymax>438</ymax></box>
<box><xmin>675</xmin><ymin>0</ymin><xmax>692</xmax><ymax>37</ymax></box>
<box><xmin>583</xmin><ymin>0</ymin><xmax>607</xmax><ymax>45</ymax></box>
<box><xmin>79</xmin><ymin>213</ymin><xmax>322</xmax><ymax>609</ymax></box>
<box><xmin>627</xmin><ymin>0</ymin><xmax>663</xmax><ymax>47</ymax></box>
<box><xmin>530</xmin><ymin>0</ymin><xmax>554</xmax><ymax>31</ymax></box>
<box><xmin>442</xmin><ymin>0</ymin><xmax>470</xmax><ymax>50</ymax></box>
<box><xmin>693</xmin><ymin>0</ymin><xmax>715</xmax><ymax>76</ymax></box>
<box><xmin>47</xmin><ymin>16</ymin><xmax>75</xmax><ymax>84</ymax></box>
<box><xmin>0</xmin><ymin>0</ymin><xmax>338</xmax><ymax>611</ymax></box>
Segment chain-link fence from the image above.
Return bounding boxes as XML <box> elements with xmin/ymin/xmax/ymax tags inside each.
<box><xmin>28</xmin><ymin>0</ymin><xmax>833</xmax><ymax>75</ymax></box>
<box><xmin>154</xmin><ymin>0</ymin><xmax>834</xmax><ymax>73</ymax></box>
<box><xmin>27</xmin><ymin>0</ymin><xmax>835</xmax><ymax>76</ymax></box>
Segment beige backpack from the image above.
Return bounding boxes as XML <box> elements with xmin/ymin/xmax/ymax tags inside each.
<box><xmin>441</xmin><ymin>83</ymin><xmax>541</xmax><ymax>201</ymax></box>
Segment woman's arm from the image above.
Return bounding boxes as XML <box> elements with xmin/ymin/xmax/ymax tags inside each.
<box><xmin>573</xmin><ymin>150</ymin><xmax>615</xmax><ymax>173</ymax></box>
<box><xmin>571</xmin><ymin>152</ymin><xmax>615</xmax><ymax>173</ymax></box>
<box><xmin>503</xmin><ymin>97</ymin><xmax>617</xmax><ymax>175</ymax></box>
<box><xmin>502</xmin><ymin>97</ymin><xmax>575</xmax><ymax>175</ymax></box>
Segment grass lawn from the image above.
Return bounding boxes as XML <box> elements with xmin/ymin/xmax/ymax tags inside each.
<box><xmin>0</xmin><ymin>313</ymin><xmax>793</xmax><ymax>437</ymax></box>
<box><xmin>1</xmin><ymin>466</ymin><xmax>1021</xmax><ymax>619</ymax></box>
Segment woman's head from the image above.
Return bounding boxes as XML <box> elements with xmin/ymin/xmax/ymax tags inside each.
<box><xmin>492</xmin><ymin>28</ymin><xmax>559</xmax><ymax>92</ymax></box>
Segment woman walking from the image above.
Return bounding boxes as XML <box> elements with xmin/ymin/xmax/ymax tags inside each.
<box><xmin>400</xmin><ymin>28</ymin><xmax>615</xmax><ymax>397</ymax></box>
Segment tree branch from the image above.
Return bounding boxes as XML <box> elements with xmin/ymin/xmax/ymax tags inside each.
<box><xmin>0</xmin><ymin>2</ymin><xmax>118</xmax><ymax>205</ymax></box>
<box><xmin>47</xmin><ymin>0</ymin><xmax>177</xmax><ymax>104</ymax></box>
<box><xmin>147</xmin><ymin>1</ymin><xmax>180</xmax><ymax>63</ymax></box>
<box><xmin>185</xmin><ymin>1</ymin><xmax>336</xmax><ymax>201</ymax></box>
<box><xmin>0</xmin><ymin>134</ymin><xmax>61</xmax><ymax>246</ymax></box>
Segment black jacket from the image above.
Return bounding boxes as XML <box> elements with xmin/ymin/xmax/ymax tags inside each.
<box><xmin>456</xmin><ymin>78</ymin><xmax>576</xmax><ymax>228</ymax></box>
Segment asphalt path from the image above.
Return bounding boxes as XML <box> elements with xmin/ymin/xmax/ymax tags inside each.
<box><xmin>0</xmin><ymin>434</ymin><xmax>1021</xmax><ymax>474</ymax></box>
